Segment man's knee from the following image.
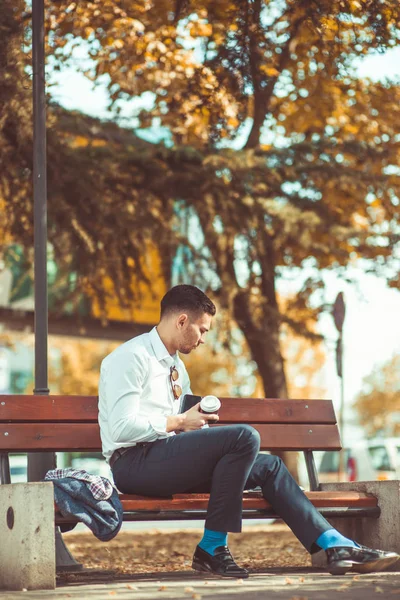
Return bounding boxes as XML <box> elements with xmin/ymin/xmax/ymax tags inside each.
<box><xmin>232</xmin><ymin>424</ymin><xmax>261</xmax><ymax>451</ymax></box>
<box><xmin>258</xmin><ymin>453</ymin><xmax>284</xmax><ymax>473</ymax></box>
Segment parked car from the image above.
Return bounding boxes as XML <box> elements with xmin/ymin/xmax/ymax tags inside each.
<box><xmin>318</xmin><ymin>437</ymin><xmax>400</xmax><ymax>483</ymax></box>
<box><xmin>367</xmin><ymin>437</ymin><xmax>400</xmax><ymax>480</ymax></box>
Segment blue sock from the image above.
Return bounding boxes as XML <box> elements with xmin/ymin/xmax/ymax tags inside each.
<box><xmin>198</xmin><ymin>528</ymin><xmax>228</xmax><ymax>556</ymax></box>
<box><xmin>316</xmin><ymin>528</ymin><xmax>359</xmax><ymax>550</ymax></box>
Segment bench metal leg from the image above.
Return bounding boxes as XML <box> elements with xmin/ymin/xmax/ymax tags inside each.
<box><xmin>55</xmin><ymin>527</ymin><xmax>83</xmax><ymax>572</ymax></box>
<box><xmin>304</xmin><ymin>450</ymin><xmax>320</xmax><ymax>491</ymax></box>
<box><xmin>0</xmin><ymin>453</ymin><xmax>11</xmax><ymax>485</ymax></box>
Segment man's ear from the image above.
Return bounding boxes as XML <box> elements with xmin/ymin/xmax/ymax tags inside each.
<box><xmin>177</xmin><ymin>313</ymin><xmax>188</xmax><ymax>329</ymax></box>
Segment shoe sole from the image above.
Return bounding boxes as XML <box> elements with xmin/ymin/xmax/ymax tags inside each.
<box><xmin>192</xmin><ymin>559</ymin><xmax>249</xmax><ymax>579</ymax></box>
<box><xmin>329</xmin><ymin>555</ymin><xmax>400</xmax><ymax>576</ymax></box>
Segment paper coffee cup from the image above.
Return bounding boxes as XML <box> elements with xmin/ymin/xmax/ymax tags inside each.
<box><xmin>200</xmin><ymin>395</ymin><xmax>221</xmax><ymax>414</ymax></box>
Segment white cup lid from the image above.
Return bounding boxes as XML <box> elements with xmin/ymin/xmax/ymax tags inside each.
<box><xmin>200</xmin><ymin>395</ymin><xmax>221</xmax><ymax>411</ymax></box>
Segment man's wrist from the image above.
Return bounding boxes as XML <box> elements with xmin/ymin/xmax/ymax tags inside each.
<box><xmin>166</xmin><ymin>414</ymin><xmax>186</xmax><ymax>433</ymax></box>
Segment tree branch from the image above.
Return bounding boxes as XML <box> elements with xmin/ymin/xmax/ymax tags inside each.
<box><xmin>245</xmin><ymin>9</ymin><xmax>306</xmax><ymax>149</ymax></box>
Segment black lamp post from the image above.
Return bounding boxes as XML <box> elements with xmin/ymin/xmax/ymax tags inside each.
<box><xmin>28</xmin><ymin>0</ymin><xmax>55</xmax><ymax>482</ymax></box>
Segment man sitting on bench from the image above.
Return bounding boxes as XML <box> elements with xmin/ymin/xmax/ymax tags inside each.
<box><xmin>98</xmin><ymin>284</ymin><xmax>399</xmax><ymax>577</ymax></box>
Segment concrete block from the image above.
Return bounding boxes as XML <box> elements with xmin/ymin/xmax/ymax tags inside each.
<box><xmin>312</xmin><ymin>480</ymin><xmax>400</xmax><ymax>568</ymax></box>
<box><xmin>0</xmin><ymin>482</ymin><xmax>55</xmax><ymax>590</ymax></box>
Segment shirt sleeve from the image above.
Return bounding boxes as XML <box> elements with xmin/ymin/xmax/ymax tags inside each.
<box><xmin>103</xmin><ymin>350</ymin><xmax>167</xmax><ymax>444</ymax></box>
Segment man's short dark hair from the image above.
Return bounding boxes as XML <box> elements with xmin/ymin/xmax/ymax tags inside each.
<box><xmin>160</xmin><ymin>285</ymin><xmax>216</xmax><ymax>319</ymax></box>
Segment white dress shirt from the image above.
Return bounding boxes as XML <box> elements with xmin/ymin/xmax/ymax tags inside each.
<box><xmin>98</xmin><ymin>327</ymin><xmax>192</xmax><ymax>462</ymax></box>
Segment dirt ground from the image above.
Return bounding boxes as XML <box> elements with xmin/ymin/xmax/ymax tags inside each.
<box><xmin>63</xmin><ymin>524</ymin><xmax>311</xmax><ymax>575</ymax></box>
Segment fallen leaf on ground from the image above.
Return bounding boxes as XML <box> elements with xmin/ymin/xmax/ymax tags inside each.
<box><xmin>375</xmin><ymin>587</ymin><xmax>384</xmax><ymax>593</ymax></box>
<box><xmin>285</xmin><ymin>577</ymin><xmax>294</xmax><ymax>584</ymax></box>
<box><xmin>184</xmin><ymin>587</ymin><xmax>195</xmax><ymax>593</ymax></box>
<box><xmin>336</xmin><ymin>584</ymin><xmax>351</xmax><ymax>592</ymax></box>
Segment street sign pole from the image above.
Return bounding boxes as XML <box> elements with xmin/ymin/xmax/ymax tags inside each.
<box><xmin>332</xmin><ymin>292</ymin><xmax>346</xmax><ymax>481</ymax></box>
<box><xmin>338</xmin><ymin>334</ymin><xmax>345</xmax><ymax>479</ymax></box>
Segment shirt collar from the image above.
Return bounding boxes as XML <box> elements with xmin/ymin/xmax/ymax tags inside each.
<box><xmin>149</xmin><ymin>327</ymin><xmax>176</xmax><ymax>364</ymax></box>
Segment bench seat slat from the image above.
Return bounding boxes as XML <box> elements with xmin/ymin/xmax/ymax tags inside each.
<box><xmin>118</xmin><ymin>491</ymin><xmax>378</xmax><ymax>511</ymax></box>
<box><xmin>0</xmin><ymin>423</ymin><xmax>341</xmax><ymax>451</ymax></box>
<box><xmin>0</xmin><ymin>396</ymin><xmax>336</xmax><ymax>424</ymax></box>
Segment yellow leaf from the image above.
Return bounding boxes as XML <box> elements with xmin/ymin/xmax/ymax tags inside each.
<box><xmin>261</xmin><ymin>66</ymin><xmax>280</xmax><ymax>77</ymax></box>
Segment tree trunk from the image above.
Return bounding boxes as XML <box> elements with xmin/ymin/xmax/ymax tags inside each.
<box><xmin>233</xmin><ymin>289</ymin><xmax>300</xmax><ymax>481</ymax></box>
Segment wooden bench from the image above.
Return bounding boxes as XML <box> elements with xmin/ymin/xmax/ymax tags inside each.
<box><xmin>0</xmin><ymin>394</ymin><xmax>379</xmax><ymax>525</ymax></box>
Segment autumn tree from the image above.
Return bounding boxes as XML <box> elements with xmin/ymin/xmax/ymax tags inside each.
<box><xmin>0</xmin><ymin>1</ymin><xmax>32</xmax><ymax>254</ymax></box>
<box><xmin>1</xmin><ymin>0</ymin><xmax>179</xmax><ymax>311</ymax></box>
<box><xmin>48</xmin><ymin>337</ymin><xmax>118</xmax><ymax>395</ymax></box>
<box><xmin>354</xmin><ymin>354</ymin><xmax>400</xmax><ymax>436</ymax></box>
<box><xmin>43</xmin><ymin>1</ymin><xmax>400</xmax><ymax>394</ymax></box>
<box><xmin>2</xmin><ymin>0</ymin><xmax>400</xmax><ymax>478</ymax></box>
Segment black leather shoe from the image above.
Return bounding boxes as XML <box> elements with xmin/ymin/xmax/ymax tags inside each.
<box><xmin>192</xmin><ymin>545</ymin><xmax>249</xmax><ymax>578</ymax></box>
<box><xmin>326</xmin><ymin>545</ymin><xmax>399</xmax><ymax>575</ymax></box>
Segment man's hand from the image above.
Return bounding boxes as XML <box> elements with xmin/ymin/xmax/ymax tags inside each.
<box><xmin>166</xmin><ymin>403</ymin><xmax>219</xmax><ymax>433</ymax></box>
<box><xmin>182</xmin><ymin>402</ymin><xmax>219</xmax><ymax>431</ymax></box>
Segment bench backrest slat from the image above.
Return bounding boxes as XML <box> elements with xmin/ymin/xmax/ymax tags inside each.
<box><xmin>218</xmin><ymin>398</ymin><xmax>336</xmax><ymax>424</ymax></box>
<box><xmin>0</xmin><ymin>395</ymin><xmax>98</xmax><ymax>422</ymax></box>
<box><xmin>0</xmin><ymin>423</ymin><xmax>341</xmax><ymax>452</ymax></box>
<box><xmin>0</xmin><ymin>395</ymin><xmax>336</xmax><ymax>424</ymax></box>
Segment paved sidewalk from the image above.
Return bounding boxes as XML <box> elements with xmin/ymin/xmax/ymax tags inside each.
<box><xmin>1</xmin><ymin>568</ymin><xmax>400</xmax><ymax>599</ymax></box>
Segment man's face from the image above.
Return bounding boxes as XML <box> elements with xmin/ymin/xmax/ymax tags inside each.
<box><xmin>177</xmin><ymin>312</ymin><xmax>212</xmax><ymax>355</ymax></box>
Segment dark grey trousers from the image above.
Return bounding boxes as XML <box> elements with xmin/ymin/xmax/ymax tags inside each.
<box><xmin>112</xmin><ymin>424</ymin><xmax>332</xmax><ymax>552</ymax></box>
